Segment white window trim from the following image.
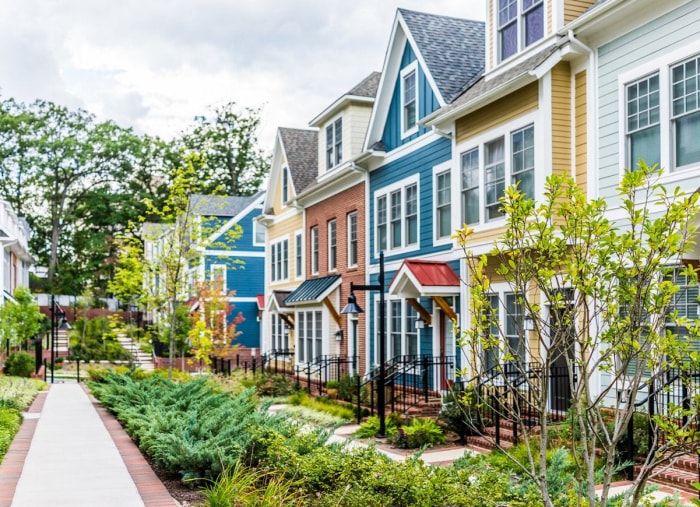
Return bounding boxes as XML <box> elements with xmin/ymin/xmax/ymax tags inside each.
<box><xmin>295</xmin><ymin>308</ymin><xmax>327</xmax><ymax>365</ymax></box>
<box><xmin>347</xmin><ymin>211</ymin><xmax>358</xmax><ymax>268</ymax></box>
<box><xmin>497</xmin><ymin>0</ymin><xmax>545</xmax><ymax>63</ymax></box>
<box><xmin>253</xmin><ymin>220</ymin><xmax>265</xmax><ymax>247</ymax></box>
<box><xmin>294</xmin><ymin>230</ymin><xmax>304</xmax><ymax>279</ymax></box>
<box><xmin>400</xmin><ymin>61</ymin><xmax>419</xmax><ymax>139</ymax></box>
<box><xmin>453</xmin><ymin>110</ymin><xmax>540</xmax><ymax>229</ymax></box>
<box><xmin>433</xmin><ymin>161</ymin><xmax>453</xmax><ymax>245</ymax></box>
<box><xmin>325</xmin><ymin>115</ymin><xmax>343</xmax><ymax>170</ymax></box>
<box><xmin>617</xmin><ymin>39</ymin><xmax>700</xmax><ymax>184</ymax></box>
<box><xmin>373</xmin><ymin>174</ymin><xmax>420</xmax><ymax>258</ymax></box>
<box><xmin>485</xmin><ymin>282</ymin><xmax>530</xmax><ymax>367</ymax></box>
<box><xmin>270</xmin><ymin>238</ymin><xmax>289</xmax><ymax>284</ymax></box>
<box><xmin>328</xmin><ymin>218</ymin><xmax>337</xmax><ymax>272</ymax></box>
<box><xmin>310</xmin><ymin>225</ymin><xmax>319</xmax><ymax>275</ymax></box>
<box><xmin>210</xmin><ymin>263</ymin><xmax>227</xmax><ymax>293</ymax></box>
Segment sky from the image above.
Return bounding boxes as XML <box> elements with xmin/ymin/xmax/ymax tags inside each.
<box><xmin>0</xmin><ymin>1</ymin><xmax>486</xmax><ymax>151</ymax></box>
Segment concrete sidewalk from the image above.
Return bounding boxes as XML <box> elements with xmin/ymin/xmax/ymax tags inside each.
<box><xmin>1</xmin><ymin>383</ymin><xmax>178</xmax><ymax>507</ymax></box>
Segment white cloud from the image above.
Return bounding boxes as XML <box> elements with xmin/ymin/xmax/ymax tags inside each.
<box><xmin>0</xmin><ymin>0</ymin><xmax>486</xmax><ymax>148</ymax></box>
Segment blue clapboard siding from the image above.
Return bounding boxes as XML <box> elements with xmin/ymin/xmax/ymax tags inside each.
<box><xmin>201</xmin><ymin>197</ymin><xmax>265</xmax><ymax>349</ymax></box>
<box><xmin>369</xmin><ymin>136</ymin><xmax>452</xmax><ymax>265</ymax></box>
<box><xmin>382</xmin><ymin>43</ymin><xmax>441</xmax><ymax>152</ymax></box>
<box><xmin>597</xmin><ymin>2</ymin><xmax>700</xmax><ymax>204</ymax></box>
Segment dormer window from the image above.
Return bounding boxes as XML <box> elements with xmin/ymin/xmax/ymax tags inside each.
<box><xmin>498</xmin><ymin>0</ymin><xmax>544</xmax><ymax>62</ymax></box>
<box><xmin>325</xmin><ymin>117</ymin><xmax>342</xmax><ymax>169</ymax></box>
<box><xmin>401</xmin><ymin>63</ymin><xmax>418</xmax><ymax>136</ymax></box>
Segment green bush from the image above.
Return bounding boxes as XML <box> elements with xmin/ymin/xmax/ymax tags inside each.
<box><xmin>353</xmin><ymin>413</ymin><xmax>403</xmax><ymax>438</ymax></box>
<box><xmin>4</xmin><ymin>352</ymin><xmax>36</xmax><ymax>377</ymax></box>
<box><xmin>337</xmin><ymin>374</ymin><xmax>357</xmax><ymax>402</ymax></box>
<box><xmin>392</xmin><ymin>417</ymin><xmax>446</xmax><ymax>449</ymax></box>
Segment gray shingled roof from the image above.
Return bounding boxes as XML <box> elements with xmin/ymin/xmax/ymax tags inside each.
<box><xmin>399</xmin><ymin>9</ymin><xmax>485</xmax><ymax>103</ymax></box>
<box><xmin>347</xmin><ymin>71</ymin><xmax>381</xmax><ymax>98</ymax></box>
<box><xmin>434</xmin><ymin>46</ymin><xmax>558</xmax><ymax>118</ymax></box>
<box><xmin>190</xmin><ymin>191</ymin><xmax>263</xmax><ymax>217</ymax></box>
<box><xmin>278</xmin><ymin>127</ymin><xmax>318</xmax><ymax>195</ymax></box>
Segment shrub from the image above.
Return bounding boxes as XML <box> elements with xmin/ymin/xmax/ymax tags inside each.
<box><xmin>4</xmin><ymin>352</ymin><xmax>35</xmax><ymax>377</ymax></box>
<box><xmin>338</xmin><ymin>374</ymin><xmax>357</xmax><ymax>402</ymax></box>
<box><xmin>392</xmin><ymin>417</ymin><xmax>446</xmax><ymax>449</ymax></box>
<box><xmin>325</xmin><ymin>380</ymin><xmax>339</xmax><ymax>389</ymax></box>
<box><xmin>353</xmin><ymin>413</ymin><xmax>403</xmax><ymax>438</ymax></box>
<box><xmin>439</xmin><ymin>387</ymin><xmax>483</xmax><ymax>443</ymax></box>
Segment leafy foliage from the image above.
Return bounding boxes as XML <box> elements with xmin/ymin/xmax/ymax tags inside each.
<box><xmin>3</xmin><ymin>352</ymin><xmax>35</xmax><ymax>377</ymax></box>
<box><xmin>0</xmin><ymin>376</ymin><xmax>44</xmax><ymax>462</ymax></box>
<box><xmin>391</xmin><ymin>417</ymin><xmax>446</xmax><ymax>449</ymax></box>
<box><xmin>0</xmin><ymin>286</ymin><xmax>46</xmax><ymax>350</ymax></box>
<box><xmin>69</xmin><ymin>317</ymin><xmax>131</xmax><ymax>361</ymax></box>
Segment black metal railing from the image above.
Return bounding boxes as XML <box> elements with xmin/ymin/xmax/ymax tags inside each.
<box><xmin>454</xmin><ymin>362</ymin><xmax>574</xmax><ymax>447</ymax></box>
<box><xmin>354</xmin><ymin>354</ymin><xmax>455</xmax><ymax>423</ymax></box>
<box><xmin>625</xmin><ymin>367</ymin><xmax>700</xmax><ymax>484</ymax></box>
<box><xmin>297</xmin><ymin>355</ymin><xmax>356</xmax><ymax>396</ymax></box>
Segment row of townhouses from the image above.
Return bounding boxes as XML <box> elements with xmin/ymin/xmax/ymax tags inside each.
<box><xmin>187</xmin><ymin>0</ymin><xmax>700</xmax><ymax>414</ymax></box>
<box><xmin>0</xmin><ymin>200</ymin><xmax>32</xmax><ymax>305</ymax></box>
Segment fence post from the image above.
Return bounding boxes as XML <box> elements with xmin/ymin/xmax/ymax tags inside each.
<box><xmin>423</xmin><ymin>357</ymin><xmax>429</xmax><ymax>403</ymax></box>
<box><xmin>356</xmin><ymin>374</ymin><xmax>362</xmax><ymax>423</ymax></box>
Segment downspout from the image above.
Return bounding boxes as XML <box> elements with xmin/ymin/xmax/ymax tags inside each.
<box><xmin>566</xmin><ymin>30</ymin><xmax>597</xmax><ymax>200</ymax></box>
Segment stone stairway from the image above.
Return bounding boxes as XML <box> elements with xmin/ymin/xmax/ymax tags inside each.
<box><xmin>116</xmin><ymin>333</ymin><xmax>155</xmax><ymax>371</ymax></box>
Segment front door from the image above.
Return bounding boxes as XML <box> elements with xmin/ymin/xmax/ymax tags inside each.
<box><xmin>549</xmin><ymin>299</ymin><xmax>575</xmax><ymax>414</ymax></box>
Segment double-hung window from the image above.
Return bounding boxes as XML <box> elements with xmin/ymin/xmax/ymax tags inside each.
<box><xmin>388</xmin><ymin>299</ymin><xmax>419</xmax><ymax>359</ymax></box>
<box><xmin>271</xmin><ymin>314</ymin><xmax>289</xmax><ymax>352</ymax></box>
<box><xmin>482</xmin><ymin>290</ymin><xmax>527</xmax><ymax>371</ymax></box>
<box><xmin>295</xmin><ymin>232</ymin><xmax>303</xmax><ymax>278</ymax></box>
<box><xmin>460</xmin><ymin>122</ymin><xmax>536</xmax><ymax>225</ymax></box>
<box><xmin>511</xmin><ymin>125</ymin><xmax>535</xmax><ymax>198</ymax></box>
<box><xmin>326</xmin><ymin>117</ymin><xmax>342</xmax><ymax>169</ymax></box>
<box><xmin>328</xmin><ymin>219</ymin><xmax>337</xmax><ymax>271</ymax></box>
<box><xmin>498</xmin><ymin>0</ymin><xmax>544</xmax><ymax>62</ymax></box>
<box><xmin>297</xmin><ymin>310</ymin><xmax>323</xmax><ymax>363</ymax></box>
<box><xmin>375</xmin><ymin>178</ymin><xmax>419</xmax><ymax>254</ymax></box>
<box><xmin>310</xmin><ymin>226</ymin><xmax>319</xmax><ymax>274</ymax></box>
<box><xmin>671</xmin><ymin>56</ymin><xmax>700</xmax><ymax>168</ymax></box>
<box><xmin>485</xmin><ymin>138</ymin><xmax>506</xmax><ymax>221</ymax></box>
<box><xmin>347</xmin><ymin>212</ymin><xmax>358</xmax><ymax>268</ymax></box>
<box><xmin>435</xmin><ymin>169</ymin><xmax>451</xmax><ymax>239</ymax></box>
<box><xmin>623</xmin><ymin>52</ymin><xmax>700</xmax><ymax>173</ymax></box>
<box><xmin>461</xmin><ymin>148</ymin><xmax>480</xmax><ymax>225</ymax></box>
<box><xmin>270</xmin><ymin>239</ymin><xmax>289</xmax><ymax>282</ymax></box>
<box><xmin>626</xmin><ymin>74</ymin><xmax>660</xmax><ymax>169</ymax></box>
<box><xmin>401</xmin><ymin>63</ymin><xmax>418</xmax><ymax>135</ymax></box>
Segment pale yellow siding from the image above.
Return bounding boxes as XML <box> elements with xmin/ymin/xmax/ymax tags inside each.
<box><xmin>547</xmin><ymin>0</ymin><xmax>552</xmax><ymax>36</ymax></box>
<box><xmin>455</xmin><ymin>82</ymin><xmax>539</xmax><ymax>144</ymax></box>
<box><xmin>551</xmin><ymin>62</ymin><xmax>572</xmax><ymax>178</ymax></box>
<box><xmin>347</xmin><ymin>104</ymin><xmax>372</xmax><ymax>158</ymax></box>
<box><xmin>267</xmin><ymin>215</ymin><xmax>303</xmax><ymax>289</ymax></box>
<box><xmin>487</xmin><ymin>0</ymin><xmax>496</xmax><ymax>71</ymax></box>
<box><xmin>564</xmin><ymin>0</ymin><xmax>596</xmax><ymax>24</ymax></box>
<box><xmin>575</xmin><ymin>70</ymin><xmax>587</xmax><ymax>193</ymax></box>
<box><xmin>272</xmin><ymin>154</ymin><xmax>288</xmax><ymax>214</ymax></box>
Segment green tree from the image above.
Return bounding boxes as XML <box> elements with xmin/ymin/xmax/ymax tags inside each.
<box><xmin>180</xmin><ymin>102</ymin><xmax>270</xmax><ymax>196</ymax></box>
<box><xmin>456</xmin><ymin>163</ymin><xmax>700</xmax><ymax>507</ymax></box>
<box><xmin>0</xmin><ymin>286</ymin><xmax>46</xmax><ymax>350</ymax></box>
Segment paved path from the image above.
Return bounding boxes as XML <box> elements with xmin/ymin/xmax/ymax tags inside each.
<box><xmin>0</xmin><ymin>383</ymin><xmax>178</xmax><ymax>507</ymax></box>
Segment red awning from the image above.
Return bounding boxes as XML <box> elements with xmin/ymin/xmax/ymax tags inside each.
<box><xmin>389</xmin><ymin>259</ymin><xmax>460</xmax><ymax>298</ymax></box>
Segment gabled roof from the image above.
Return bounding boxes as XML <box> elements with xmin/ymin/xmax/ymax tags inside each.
<box><xmin>285</xmin><ymin>275</ymin><xmax>342</xmax><ymax>305</ymax></box>
<box><xmin>266</xmin><ymin>290</ymin><xmax>293</xmax><ymax>313</ymax></box>
<box><xmin>190</xmin><ymin>191</ymin><xmax>263</xmax><ymax>217</ymax></box>
<box><xmin>399</xmin><ymin>9</ymin><xmax>485</xmax><ymax>103</ymax></box>
<box><xmin>389</xmin><ymin>259</ymin><xmax>460</xmax><ymax>298</ymax></box>
<box><xmin>364</xmin><ymin>9</ymin><xmax>485</xmax><ymax>151</ymax></box>
<box><xmin>278</xmin><ymin>127</ymin><xmax>318</xmax><ymax>196</ymax></box>
<box><xmin>309</xmin><ymin>71</ymin><xmax>381</xmax><ymax>127</ymax></box>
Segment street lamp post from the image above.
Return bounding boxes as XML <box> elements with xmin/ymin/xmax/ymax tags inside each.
<box><xmin>341</xmin><ymin>251</ymin><xmax>386</xmax><ymax>437</ymax></box>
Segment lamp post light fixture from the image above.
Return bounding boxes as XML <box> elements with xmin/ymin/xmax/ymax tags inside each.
<box><xmin>523</xmin><ymin>312</ymin><xmax>535</xmax><ymax>332</ymax></box>
<box><xmin>341</xmin><ymin>251</ymin><xmax>386</xmax><ymax>437</ymax></box>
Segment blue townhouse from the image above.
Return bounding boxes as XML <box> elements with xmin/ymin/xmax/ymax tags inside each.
<box><xmin>190</xmin><ymin>192</ymin><xmax>266</xmax><ymax>353</ymax></box>
<box><xmin>356</xmin><ymin>9</ymin><xmax>484</xmax><ymax>389</ymax></box>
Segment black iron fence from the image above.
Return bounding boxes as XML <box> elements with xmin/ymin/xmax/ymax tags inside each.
<box><xmin>354</xmin><ymin>355</ymin><xmax>455</xmax><ymax>423</ymax></box>
<box><xmin>297</xmin><ymin>355</ymin><xmax>356</xmax><ymax>396</ymax></box>
<box><xmin>454</xmin><ymin>362</ymin><xmax>574</xmax><ymax>447</ymax></box>
<box><xmin>624</xmin><ymin>367</ymin><xmax>700</xmax><ymax>483</ymax></box>
<box><xmin>210</xmin><ymin>349</ymin><xmax>295</xmax><ymax>378</ymax></box>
